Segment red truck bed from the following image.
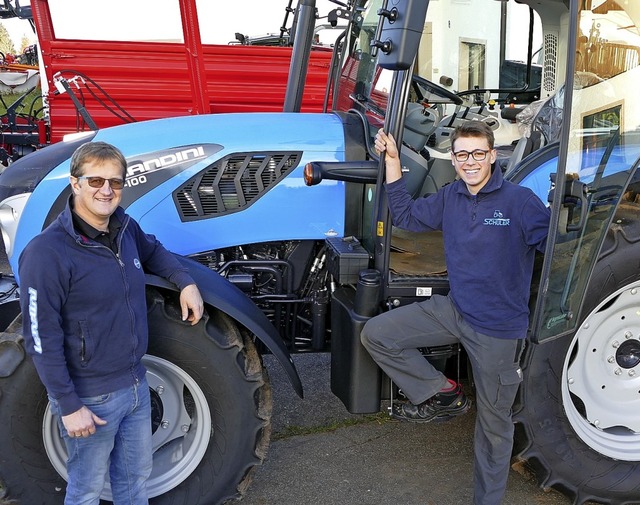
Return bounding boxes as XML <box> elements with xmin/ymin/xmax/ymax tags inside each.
<box><xmin>31</xmin><ymin>0</ymin><xmax>333</xmax><ymax>143</ymax></box>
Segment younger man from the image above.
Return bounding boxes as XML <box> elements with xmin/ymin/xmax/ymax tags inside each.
<box><xmin>361</xmin><ymin>122</ymin><xmax>549</xmax><ymax>504</ymax></box>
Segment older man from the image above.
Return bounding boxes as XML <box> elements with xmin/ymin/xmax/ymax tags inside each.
<box><xmin>19</xmin><ymin>141</ymin><xmax>204</xmax><ymax>505</ymax></box>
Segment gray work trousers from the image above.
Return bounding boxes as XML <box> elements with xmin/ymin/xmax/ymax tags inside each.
<box><xmin>360</xmin><ymin>294</ymin><xmax>524</xmax><ymax>505</ymax></box>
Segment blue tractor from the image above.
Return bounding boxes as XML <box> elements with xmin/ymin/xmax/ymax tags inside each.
<box><xmin>1</xmin><ymin>0</ymin><xmax>640</xmax><ymax>503</ymax></box>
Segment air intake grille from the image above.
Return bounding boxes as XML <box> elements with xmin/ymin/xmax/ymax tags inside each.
<box><xmin>174</xmin><ymin>151</ymin><xmax>302</xmax><ymax>220</ymax></box>
<box><xmin>543</xmin><ymin>33</ymin><xmax>558</xmax><ymax>95</ymax></box>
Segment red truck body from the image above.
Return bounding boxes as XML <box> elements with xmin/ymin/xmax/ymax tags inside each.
<box><xmin>30</xmin><ymin>0</ymin><xmax>333</xmax><ymax>143</ymax></box>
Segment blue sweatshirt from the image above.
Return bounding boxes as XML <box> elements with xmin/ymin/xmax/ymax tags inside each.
<box><xmin>19</xmin><ymin>202</ymin><xmax>195</xmax><ymax>416</ymax></box>
<box><xmin>386</xmin><ymin>166</ymin><xmax>549</xmax><ymax>339</ymax></box>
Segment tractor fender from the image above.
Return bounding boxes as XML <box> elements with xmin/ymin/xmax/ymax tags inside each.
<box><xmin>146</xmin><ymin>254</ymin><xmax>303</xmax><ymax>398</ymax></box>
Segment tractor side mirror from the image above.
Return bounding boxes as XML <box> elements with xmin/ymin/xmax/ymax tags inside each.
<box><xmin>371</xmin><ymin>0</ymin><xmax>430</xmax><ymax>70</ymax></box>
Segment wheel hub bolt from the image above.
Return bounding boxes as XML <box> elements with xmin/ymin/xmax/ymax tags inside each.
<box><xmin>608</xmin><ymin>355</ymin><xmax>615</xmax><ymax>363</ymax></box>
<box><xmin>568</xmin><ymin>377</ymin><xmax>574</xmax><ymax>384</ymax></box>
<box><xmin>612</xmin><ymin>340</ymin><xmax>620</xmax><ymax>348</ymax></box>
<box><xmin>614</xmin><ymin>368</ymin><xmax>622</xmax><ymax>375</ymax></box>
<box><xmin>625</xmin><ymin>331</ymin><xmax>633</xmax><ymax>339</ymax></box>
<box><xmin>630</xmin><ymin>370</ymin><xmax>637</xmax><ymax>377</ymax></box>
<box><xmin>594</xmin><ymin>419</ymin><xmax>600</xmax><ymax>427</ymax></box>
<box><xmin>181</xmin><ymin>424</ymin><xmax>190</xmax><ymax>433</ymax></box>
<box><xmin>161</xmin><ymin>420</ymin><xmax>170</xmax><ymax>429</ymax></box>
<box><xmin>156</xmin><ymin>385</ymin><xmax>165</xmax><ymax>395</ymax></box>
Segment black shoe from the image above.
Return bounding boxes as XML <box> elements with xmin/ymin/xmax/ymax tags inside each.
<box><xmin>391</xmin><ymin>383</ymin><xmax>470</xmax><ymax>423</ymax></box>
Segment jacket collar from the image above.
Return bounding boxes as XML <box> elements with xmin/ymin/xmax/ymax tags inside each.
<box><xmin>59</xmin><ymin>195</ymin><xmax>127</xmax><ymax>242</ymax></box>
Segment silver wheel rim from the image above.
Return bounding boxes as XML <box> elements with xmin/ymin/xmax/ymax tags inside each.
<box><xmin>43</xmin><ymin>354</ymin><xmax>212</xmax><ymax>499</ymax></box>
<box><xmin>562</xmin><ymin>282</ymin><xmax>640</xmax><ymax>461</ymax></box>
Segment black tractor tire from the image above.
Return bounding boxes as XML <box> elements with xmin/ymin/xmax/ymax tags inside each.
<box><xmin>514</xmin><ymin>202</ymin><xmax>640</xmax><ymax>504</ymax></box>
<box><xmin>0</xmin><ymin>286</ymin><xmax>272</xmax><ymax>505</ymax></box>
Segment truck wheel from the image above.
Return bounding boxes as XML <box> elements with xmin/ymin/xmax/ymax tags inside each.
<box><xmin>514</xmin><ymin>203</ymin><xmax>640</xmax><ymax>504</ymax></box>
<box><xmin>0</xmin><ymin>287</ymin><xmax>272</xmax><ymax>505</ymax></box>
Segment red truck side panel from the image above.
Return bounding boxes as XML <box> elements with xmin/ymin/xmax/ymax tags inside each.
<box><xmin>32</xmin><ymin>0</ymin><xmax>332</xmax><ymax>143</ymax></box>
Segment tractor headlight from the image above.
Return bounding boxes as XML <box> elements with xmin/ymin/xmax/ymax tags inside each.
<box><xmin>0</xmin><ymin>193</ymin><xmax>31</xmax><ymax>260</ymax></box>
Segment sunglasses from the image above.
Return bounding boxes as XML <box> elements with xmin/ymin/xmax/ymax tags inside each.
<box><xmin>76</xmin><ymin>176</ymin><xmax>125</xmax><ymax>190</ymax></box>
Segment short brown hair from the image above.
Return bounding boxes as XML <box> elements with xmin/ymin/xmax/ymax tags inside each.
<box><xmin>451</xmin><ymin>121</ymin><xmax>495</xmax><ymax>151</ymax></box>
<box><xmin>70</xmin><ymin>141</ymin><xmax>127</xmax><ymax>179</ymax></box>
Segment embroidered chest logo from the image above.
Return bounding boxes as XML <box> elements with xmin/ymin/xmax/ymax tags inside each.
<box><xmin>484</xmin><ymin>210</ymin><xmax>510</xmax><ymax>226</ymax></box>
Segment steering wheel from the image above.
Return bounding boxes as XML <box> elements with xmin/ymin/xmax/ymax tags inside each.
<box><xmin>412</xmin><ymin>74</ymin><xmax>463</xmax><ymax>105</ymax></box>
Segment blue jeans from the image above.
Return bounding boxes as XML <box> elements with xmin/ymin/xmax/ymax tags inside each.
<box><xmin>49</xmin><ymin>378</ymin><xmax>152</xmax><ymax>505</ymax></box>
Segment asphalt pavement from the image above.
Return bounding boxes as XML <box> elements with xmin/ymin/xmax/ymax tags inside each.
<box><xmin>240</xmin><ymin>353</ymin><xmax>574</xmax><ymax>505</ymax></box>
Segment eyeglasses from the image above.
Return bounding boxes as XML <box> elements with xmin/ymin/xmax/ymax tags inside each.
<box><xmin>76</xmin><ymin>176</ymin><xmax>125</xmax><ymax>190</ymax></box>
<box><xmin>452</xmin><ymin>149</ymin><xmax>490</xmax><ymax>162</ymax></box>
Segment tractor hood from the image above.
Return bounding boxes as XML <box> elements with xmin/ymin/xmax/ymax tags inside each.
<box><xmin>5</xmin><ymin>112</ymin><xmax>353</xmax><ymax>272</ymax></box>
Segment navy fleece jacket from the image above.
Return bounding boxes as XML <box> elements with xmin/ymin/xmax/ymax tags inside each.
<box><xmin>386</xmin><ymin>165</ymin><xmax>549</xmax><ymax>339</ymax></box>
<box><xmin>19</xmin><ymin>202</ymin><xmax>195</xmax><ymax>416</ymax></box>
